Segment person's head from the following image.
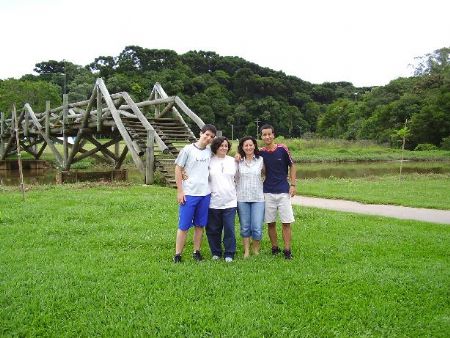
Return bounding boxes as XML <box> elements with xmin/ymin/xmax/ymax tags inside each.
<box><xmin>198</xmin><ymin>124</ymin><xmax>217</xmax><ymax>147</ymax></box>
<box><xmin>211</xmin><ymin>136</ymin><xmax>231</xmax><ymax>157</ymax></box>
<box><xmin>238</xmin><ymin>136</ymin><xmax>260</xmax><ymax>159</ymax></box>
<box><xmin>260</xmin><ymin>124</ymin><xmax>275</xmax><ymax>146</ymax></box>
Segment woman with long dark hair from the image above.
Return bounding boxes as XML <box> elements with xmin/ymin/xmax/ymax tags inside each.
<box><xmin>236</xmin><ymin>136</ymin><xmax>265</xmax><ymax>258</ymax></box>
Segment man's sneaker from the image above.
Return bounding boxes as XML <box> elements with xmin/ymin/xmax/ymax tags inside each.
<box><xmin>173</xmin><ymin>254</ymin><xmax>182</xmax><ymax>263</ymax></box>
<box><xmin>272</xmin><ymin>246</ymin><xmax>281</xmax><ymax>255</ymax></box>
<box><xmin>283</xmin><ymin>249</ymin><xmax>293</xmax><ymax>260</ymax></box>
<box><xmin>193</xmin><ymin>250</ymin><xmax>203</xmax><ymax>261</ymax></box>
<box><xmin>225</xmin><ymin>257</ymin><xmax>233</xmax><ymax>263</ymax></box>
<box><xmin>212</xmin><ymin>255</ymin><xmax>220</xmax><ymax>260</ymax></box>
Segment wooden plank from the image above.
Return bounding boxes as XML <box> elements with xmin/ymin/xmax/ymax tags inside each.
<box><xmin>45</xmin><ymin>101</ymin><xmax>50</xmax><ymax>137</ymax></box>
<box><xmin>65</xmin><ymin>83</ymin><xmax>99</xmax><ymax>169</ymax></box>
<box><xmin>174</xmin><ymin>96</ymin><xmax>205</xmax><ymax>129</ymax></box>
<box><xmin>145</xmin><ymin>130</ymin><xmax>155</xmax><ymax>184</ymax></box>
<box><xmin>97</xmin><ymin>87</ymin><xmax>102</xmax><ymax>132</ymax></box>
<box><xmin>24</xmin><ymin>103</ymin><xmax>63</xmax><ymax>166</ymax></box>
<box><xmin>114</xmin><ymin>145</ymin><xmax>128</xmax><ymax>169</ymax></box>
<box><xmin>0</xmin><ymin>112</ymin><xmax>4</xmax><ymax>156</ymax></box>
<box><xmin>63</xmin><ymin>94</ymin><xmax>69</xmax><ymax>168</ymax></box>
<box><xmin>118</xmin><ymin>97</ymin><xmax>175</xmax><ymax>110</ymax></box>
<box><xmin>13</xmin><ymin>105</ymin><xmax>25</xmax><ymax>199</ymax></box>
<box><xmin>120</xmin><ymin>92</ymin><xmax>170</xmax><ymax>154</ymax></box>
<box><xmin>96</xmin><ymin>79</ymin><xmax>145</xmax><ymax>173</ymax></box>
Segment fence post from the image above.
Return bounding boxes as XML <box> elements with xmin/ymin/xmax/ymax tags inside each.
<box><xmin>45</xmin><ymin>101</ymin><xmax>50</xmax><ymax>138</ymax></box>
<box><xmin>62</xmin><ymin>94</ymin><xmax>69</xmax><ymax>168</ymax></box>
<box><xmin>145</xmin><ymin>129</ymin><xmax>155</xmax><ymax>185</ymax></box>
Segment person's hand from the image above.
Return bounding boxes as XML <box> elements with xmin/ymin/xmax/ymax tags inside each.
<box><xmin>289</xmin><ymin>185</ymin><xmax>296</xmax><ymax>197</ymax></box>
<box><xmin>181</xmin><ymin>169</ymin><xmax>188</xmax><ymax>180</ymax></box>
<box><xmin>177</xmin><ymin>191</ymin><xmax>186</xmax><ymax>204</ymax></box>
<box><xmin>234</xmin><ymin>153</ymin><xmax>241</xmax><ymax>162</ymax></box>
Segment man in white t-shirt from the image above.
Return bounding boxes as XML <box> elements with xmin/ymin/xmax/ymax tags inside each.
<box><xmin>173</xmin><ymin>124</ymin><xmax>216</xmax><ymax>263</ymax></box>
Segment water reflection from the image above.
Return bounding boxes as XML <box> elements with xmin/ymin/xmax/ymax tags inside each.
<box><xmin>1</xmin><ymin>161</ymin><xmax>449</xmax><ymax>186</ymax></box>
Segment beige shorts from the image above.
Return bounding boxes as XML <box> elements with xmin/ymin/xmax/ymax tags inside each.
<box><xmin>264</xmin><ymin>193</ymin><xmax>295</xmax><ymax>224</ymax></box>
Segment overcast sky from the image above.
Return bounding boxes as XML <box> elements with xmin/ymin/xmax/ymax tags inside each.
<box><xmin>1</xmin><ymin>0</ymin><xmax>449</xmax><ymax>87</ymax></box>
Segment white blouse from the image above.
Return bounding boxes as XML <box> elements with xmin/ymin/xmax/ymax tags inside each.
<box><xmin>236</xmin><ymin>156</ymin><xmax>264</xmax><ymax>202</ymax></box>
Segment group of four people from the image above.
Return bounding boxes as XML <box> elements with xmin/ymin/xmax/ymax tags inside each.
<box><xmin>173</xmin><ymin>123</ymin><xmax>296</xmax><ymax>263</ymax></box>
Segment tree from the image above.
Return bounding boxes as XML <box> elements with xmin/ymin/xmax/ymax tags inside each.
<box><xmin>0</xmin><ymin>79</ymin><xmax>61</xmax><ymax>113</ymax></box>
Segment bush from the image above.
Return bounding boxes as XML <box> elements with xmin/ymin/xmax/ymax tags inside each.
<box><xmin>414</xmin><ymin>143</ymin><xmax>439</xmax><ymax>151</ymax></box>
<box><xmin>441</xmin><ymin>136</ymin><xmax>450</xmax><ymax>150</ymax></box>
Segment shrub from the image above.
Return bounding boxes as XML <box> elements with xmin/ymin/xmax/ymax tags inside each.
<box><xmin>441</xmin><ymin>136</ymin><xmax>450</xmax><ymax>150</ymax></box>
<box><xmin>414</xmin><ymin>143</ymin><xmax>439</xmax><ymax>151</ymax></box>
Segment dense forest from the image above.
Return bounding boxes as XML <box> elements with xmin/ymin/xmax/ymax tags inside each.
<box><xmin>0</xmin><ymin>46</ymin><xmax>449</xmax><ymax>149</ymax></box>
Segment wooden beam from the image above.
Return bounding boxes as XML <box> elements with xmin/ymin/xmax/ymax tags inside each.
<box><xmin>114</xmin><ymin>145</ymin><xmax>128</xmax><ymax>169</ymax></box>
<box><xmin>24</xmin><ymin>103</ymin><xmax>63</xmax><ymax>167</ymax></box>
<box><xmin>45</xmin><ymin>101</ymin><xmax>50</xmax><ymax>137</ymax></box>
<box><xmin>96</xmin><ymin>79</ymin><xmax>145</xmax><ymax>173</ymax></box>
<box><xmin>145</xmin><ymin>130</ymin><xmax>155</xmax><ymax>184</ymax></box>
<box><xmin>120</xmin><ymin>92</ymin><xmax>170</xmax><ymax>154</ymax></box>
<box><xmin>63</xmin><ymin>94</ymin><xmax>69</xmax><ymax>168</ymax></box>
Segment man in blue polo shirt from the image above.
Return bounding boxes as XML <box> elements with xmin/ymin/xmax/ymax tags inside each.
<box><xmin>259</xmin><ymin>124</ymin><xmax>296</xmax><ymax>259</ymax></box>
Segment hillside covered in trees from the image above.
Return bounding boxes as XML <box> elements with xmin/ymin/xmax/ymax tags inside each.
<box><xmin>0</xmin><ymin>46</ymin><xmax>448</xmax><ymax>149</ymax></box>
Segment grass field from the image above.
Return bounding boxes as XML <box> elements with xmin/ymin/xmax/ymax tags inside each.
<box><xmin>1</xmin><ymin>184</ymin><xmax>449</xmax><ymax>336</ymax></box>
<box><xmin>298</xmin><ymin>173</ymin><xmax>450</xmax><ymax>210</ymax></box>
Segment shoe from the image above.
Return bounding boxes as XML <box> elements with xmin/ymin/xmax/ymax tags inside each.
<box><xmin>193</xmin><ymin>250</ymin><xmax>203</xmax><ymax>261</ymax></box>
<box><xmin>272</xmin><ymin>246</ymin><xmax>281</xmax><ymax>255</ymax></box>
<box><xmin>225</xmin><ymin>257</ymin><xmax>233</xmax><ymax>263</ymax></box>
<box><xmin>212</xmin><ymin>255</ymin><xmax>220</xmax><ymax>260</ymax></box>
<box><xmin>283</xmin><ymin>249</ymin><xmax>292</xmax><ymax>260</ymax></box>
<box><xmin>173</xmin><ymin>254</ymin><xmax>182</xmax><ymax>263</ymax></box>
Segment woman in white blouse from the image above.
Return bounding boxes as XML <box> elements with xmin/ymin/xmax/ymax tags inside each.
<box><xmin>206</xmin><ymin>137</ymin><xmax>237</xmax><ymax>262</ymax></box>
<box><xmin>236</xmin><ymin>136</ymin><xmax>265</xmax><ymax>258</ymax></box>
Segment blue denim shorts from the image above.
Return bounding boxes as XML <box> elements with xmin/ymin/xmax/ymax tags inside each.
<box><xmin>178</xmin><ymin>194</ymin><xmax>211</xmax><ymax>231</ymax></box>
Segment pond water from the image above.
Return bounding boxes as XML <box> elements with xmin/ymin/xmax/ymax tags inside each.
<box><xmin>1</xmin><ymin>161</ymin><xmax>449</xmax><ymax>186</ymax></box>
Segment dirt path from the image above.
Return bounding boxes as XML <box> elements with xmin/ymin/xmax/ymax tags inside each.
<box><xmin>291</xmin><ymin>195</ymin><xmax>450</xmax><ymax>225</ymax></box>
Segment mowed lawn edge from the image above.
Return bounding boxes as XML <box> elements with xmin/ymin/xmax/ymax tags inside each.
<box><xmin>1</xmin><ymin>184</ymin><xmax>449</xmax><ymax>337</ymax></box>
<box><xmin>298</xmin><ymin>173</ymin><xmax>450</xmax><ymax>210</ymax></box>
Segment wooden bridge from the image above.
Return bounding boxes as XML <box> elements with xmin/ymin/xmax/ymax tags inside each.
<box><xmin>0</xmin><ymin>78</ymin><xmax>204</xmax><ymax>186</ymax></box>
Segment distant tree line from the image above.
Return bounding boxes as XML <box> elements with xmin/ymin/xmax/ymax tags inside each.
<box><xmin>0</xmin><ymin>46</ymin><xmax>448</xmax><ymax>149</ymax></box>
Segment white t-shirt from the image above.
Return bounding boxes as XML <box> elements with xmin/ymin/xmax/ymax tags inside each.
<box><xmin>175</xmin><ymin>143</ymin><xmax>212</xmax><ymax>196</ymax></box>
<box><xmin>208</xmin><ymin>155</ymin><xmax>237</xmax><ymax>209</ymax></box>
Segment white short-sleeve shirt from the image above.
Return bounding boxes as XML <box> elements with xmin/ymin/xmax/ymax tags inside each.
<box><xmin>175</xmin><ymin>143</ymin><xmax>212</xmax><ymax>196</ymax></box>
<box><xmin>208</xmin><ymin>155</ymin><xmax>237</xmax><ymax>209</ymax></box>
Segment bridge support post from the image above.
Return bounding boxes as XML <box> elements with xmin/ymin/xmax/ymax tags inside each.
<box><xmin>62</xmin><ymin>94</ymin><xmax>69</xmax><ymax>168</ymax></box>
<box><xmin>145</xmin><ymin>129</ymin><xmax>155</xmax><ymax>185</ymax></box>
<box><xmin>45</xmin><ymin>101</ymin><xmax>50</xmax><ymax>138</ymax></box>
<box><xmin>0</xmin><ymin>112</ymin><xmax>4</xmax><ymax>157</ymax></box>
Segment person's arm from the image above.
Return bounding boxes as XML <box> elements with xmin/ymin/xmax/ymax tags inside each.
<box><xmin>175</xmin><ymin>165</ymin><xmax>186</xmax><ymax>204</ymax></box>
<box><xmin>289</xmin><ymin>162</ymin><xmax>297</xmax><ymax>197</ymax></box>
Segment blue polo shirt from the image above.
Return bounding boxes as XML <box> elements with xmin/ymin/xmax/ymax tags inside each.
<box><xmin>260</xmin><ymin>144</ymin><xmax>293</xmax><ymax>194</ymax></box>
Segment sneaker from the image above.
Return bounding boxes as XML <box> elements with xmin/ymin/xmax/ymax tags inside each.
<box><xmin>225</xmin><ymin>257</ymin><xmax>233</xmax><ymax>263</ymax></box>
<box><xmin>193</xmin><ymin>250</ymin><xmax>203</xmax><ymax>261</ymax></box>
<box><xmin>173</xmin><ymin>254</ymin><xmax>182</xmax><ymax>263</ymax></box>
<box><xmin>212</xmin><ymin>255</ymin><xmax>220</xmax><ymax>260</ymax></box>
<box><xmin>283</xmin><ymin>249</ymin><xmax>292</xmax><ymax>260</ymax></box>
<box><xmin>272</xmin><ymin>246</ymin><xmax>281</xmax><ymax>255</ymax></box>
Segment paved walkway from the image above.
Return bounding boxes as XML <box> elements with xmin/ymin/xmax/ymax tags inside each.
<box><xmin>291</xmin><ymin>196</ymin><xmax>450</xmax><ymax>225</ymax></box>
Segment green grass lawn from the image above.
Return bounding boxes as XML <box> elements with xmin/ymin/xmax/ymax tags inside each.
<box><xmin>1</xmin><ymin>184</ymin><xmax>449</xmax><ymax>336</ymax></box>
<box><xmin>298</xmin><ymin>173</ymin><xmax>450</xmax><ymax>210</ymax></box>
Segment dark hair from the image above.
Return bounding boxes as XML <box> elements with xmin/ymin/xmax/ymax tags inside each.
<box><xmin>201</xmin><ymin>124</ymin><xmax>217</xmax><ymax>135</ymax></box>
<box><xmin>238</xmin><ymin>136</ymin><xmax>260</xmax><ymax>159</ymax></box>
<box><xmin>260</xmin><ymin>124</ymin><xmax>275</xmax><ymax>134</ymax></box>
<box><xmin>211</xmin><ymin>136</ymin><xmax>231</xmax><ymax>155</ymax></box>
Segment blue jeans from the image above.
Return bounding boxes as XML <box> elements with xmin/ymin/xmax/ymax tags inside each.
<box><xmin>206</xmin><ymin>207</ymin><xmax>237</xmax><ymax>259</ymax></box>
<box><xmin>237</xmin><ymin>201</ymin><xmax>265</xmax><ymax>240</ymax></box>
